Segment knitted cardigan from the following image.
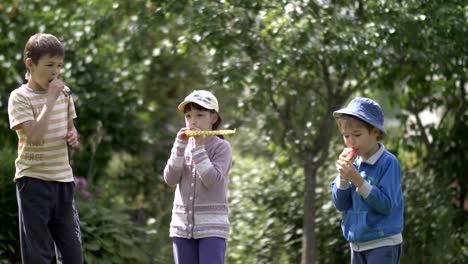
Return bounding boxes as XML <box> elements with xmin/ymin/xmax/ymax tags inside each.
<box><xmin>163</xmin><ymin>136</ymin><xmax>232</xmax><ymax>239</ymax></box>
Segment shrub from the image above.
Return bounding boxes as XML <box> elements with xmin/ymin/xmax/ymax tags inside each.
<box><xmin>74</xmin><ymin>177</ymin><xmax>151</xmax><ymax>264</ymax></box>
<box><xmin>0</xmin><ymin>147</ymin><xmax>20</xmax><ymax>263</ymax></box>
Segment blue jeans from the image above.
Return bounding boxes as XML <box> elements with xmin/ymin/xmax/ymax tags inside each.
<box><xmin>16</xmin><ymin>177</ymin><xmax>83</xmax><ymax>264</ymax></box>
<box><xmin>351</xmin><ymin>244</ymin><xmax>402</xmax><ymax>264</ymax></box>
<box><xmin>173</xmin><ymin>237</ymin><xmax>226</xmax><ymax>264</ymax></box>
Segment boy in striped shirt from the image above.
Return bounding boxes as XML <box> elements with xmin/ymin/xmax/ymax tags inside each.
<box><xmin>8</xmin><ymin>33</ymin><xmax>83</xmax><ymax>263</ymax></box>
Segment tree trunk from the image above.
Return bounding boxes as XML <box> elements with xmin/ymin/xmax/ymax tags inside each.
<box><xmin>301</xmin><ymin>162</ymin><xmax>318</xmax><ymax>264</ymax></box>
<box><xmin>300</xmin><ymin>107</ymin><xmax>342</xmax><ymax>264</ymax></box>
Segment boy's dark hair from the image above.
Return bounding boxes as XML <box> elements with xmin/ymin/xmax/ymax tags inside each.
<box><xmin>184</xmin><ymin>102</ymin><xmax>224</xmax><ymax>138</ymax></box>
<box><xmin>336</xmin><ymin>114</ymin><xmax>385</xmax><ymax>141</ymax></box>
<box><xmin>24</xmin><ymin>33</ymin><xmax>65</xmax><ymax>65</ymax></box>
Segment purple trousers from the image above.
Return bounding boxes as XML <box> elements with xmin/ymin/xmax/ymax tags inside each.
<box><xmin>172</xmin><ymin>237</ymin><xmax>226</xmax><ymax>264</ymax></box>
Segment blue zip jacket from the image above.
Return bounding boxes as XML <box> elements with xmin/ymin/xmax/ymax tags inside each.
<box><xmin>331</xmin><ymin>145</ymin><xmax>404</xmax><ymax>243</ymax></box>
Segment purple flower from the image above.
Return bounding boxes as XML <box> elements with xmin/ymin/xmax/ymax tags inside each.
<box><xmin>80</xmin><ymin>189</ymin><xmax>92</xmax><ymax>199</ymax></box>
<box><xmin>94</xmin><ymin>187</ymin><xmax>102</xmax><ymax>196</ymax></box>
<box><xmin>74</xmin><ymin>177</ymin><xmax>88</xmax><ymax>188</ymax></box>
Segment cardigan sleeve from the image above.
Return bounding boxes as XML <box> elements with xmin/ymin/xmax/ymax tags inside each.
<box><xmin>163</xmin><ymin>139</ymin><xmax>188</xmax><ymax>187</ymax></box>
<box><xmin>192</xmin><ymin>140</ymin><xmax>232</xmax><ymax>189</ymax></box>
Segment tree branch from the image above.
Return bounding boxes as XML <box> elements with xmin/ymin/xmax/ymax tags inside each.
<box><xmin>267</xmin><ymin>84</ymin><xmax>297</xmax><ymax>147</ymax></box>
<box><xmin>408</xmin><ymin>103</ymin><xmax>432</xmax><ymax>153</ymax></box>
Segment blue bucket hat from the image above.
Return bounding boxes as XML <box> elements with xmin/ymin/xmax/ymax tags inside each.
<box><xmin>333</xmin><ymin>97</ymin><xmax>386</xmax><ymax>134</ymax></box>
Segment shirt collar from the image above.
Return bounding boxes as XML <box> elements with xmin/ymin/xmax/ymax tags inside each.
<box><xmin>360</xmin><ymin>143</ymin><xmax>385</xmax><ymax>165</ymax></box>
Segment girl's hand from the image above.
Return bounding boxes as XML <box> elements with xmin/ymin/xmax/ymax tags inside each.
<box><xmin>193</xmin><ymin>134</ymin><xmax>209</xmax><ymax>147</ymax></box>
<box><xmin>177</xmin><ymin>127</ymin><xmax>191</xmax><ymax>141</ymax></box>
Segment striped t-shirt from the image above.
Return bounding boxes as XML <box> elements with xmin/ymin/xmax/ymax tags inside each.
<box><xmin>8</xmin><ymin>84</ymin><xmax>77</xmax><ymax>182</ymax></box>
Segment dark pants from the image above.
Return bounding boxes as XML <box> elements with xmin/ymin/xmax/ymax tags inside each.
<box><xmin>351</xmin><ymin>244</ymin><xmax>402</xmax><ymax>264</ymax></box>
<box><xmin>16</xmin><ymin>177</ymin><xmax>83</xmax><ymax>264</ymax></box>
<box><xmin>173</xmin><ymin>237</ymin><xmax>226</xmax><ymax>264</ymax></box>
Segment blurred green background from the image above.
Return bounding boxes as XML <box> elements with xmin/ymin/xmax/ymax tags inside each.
<box><xmin>0</xmin><ymin>0</ymin><xmax>466</xmax><ymax>263</ymax></box>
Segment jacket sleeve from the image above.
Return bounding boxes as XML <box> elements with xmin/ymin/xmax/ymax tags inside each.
<box><xmin>364</xmin><ymin>157</ymin><xmax>402</xmax><ymax>215</ymax></box>
<box><xmin>192</xmin><ymin>141</ymin><xmax>232</xmax><ymax>189</ymax></box>
<box><xmin>331</xmin><ymin>175</ymin><xmax>353</xmax><ymax>211</ymax></box>
<box><xmin>163</xmin><ymin>139</ymin><xmax>188</xmax><ymax>187</ymax></box>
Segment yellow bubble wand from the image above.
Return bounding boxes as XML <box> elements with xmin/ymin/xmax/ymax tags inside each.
<box><xmin>185</xmin><ymin>129</ymin><xmax>236</xmax><ymax>136</ymax></box>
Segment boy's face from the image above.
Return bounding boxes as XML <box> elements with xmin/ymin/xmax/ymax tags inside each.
<box><xmin>26</xmin><ymin>54</ymin><xmax>64</xmax><ymax>90</ymax></box>
<box><xmin>184</xmin><ymin>107</ymin><xmax>218</xmax><ymax>131</ymax></box>
<box><xmin>339</xmin><ymin>119</ymin><xmax>379</xmax><ymax>160</ymax></box>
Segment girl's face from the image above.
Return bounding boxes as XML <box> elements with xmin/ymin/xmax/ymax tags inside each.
<box><xmin>339</xmin><ymin>119</ymin><xmax>379</xmax><ymax>160</ymax></box>
<box><xmin>26</xmin><ymin>54</ymin><xmax>64</xmax><ymax>90</ymax></box>
<box><xmin>184</xmin><ymin>107</ymin><xmax>218</xmax><ymax>131</ymax></box>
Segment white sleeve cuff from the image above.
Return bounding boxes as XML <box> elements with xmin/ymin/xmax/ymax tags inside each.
<box><xmin>173</xmin><ymin>139</ymin><xmax>188</xmax><ymax>153</ymax></box>
<box><xmin>195</xmin><ymin>158</ymin><xmax>212</xmax><ymax>176</ymax></box>
<box><xmin>170</xmin><ymin>156</ymin><xmax>184</xmax><ymax>168</ymax></box>
<box><xmin>192</xmin><ymin>145</ymin><xmax>205</xmax><ymax>156</ymax></box>
<box><xmin>357</xmin><ymin>181</ymin><xmax>372</xmax><ymax>198</ymax></box>
<box><xmin>333</xmin><ymin>175</ymin><xmax>350</xmax><ymax>190</ymax></box>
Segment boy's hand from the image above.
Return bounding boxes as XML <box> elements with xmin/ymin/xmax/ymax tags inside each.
<box><xmin>336</xmin><ymin>160</ymin><xmax>364</xmax><ymax>187</ymax></box>
<box><xmin>336</xmin><ymin>148</ymin><xmax>363</xmax><ymax>187</ymax></box>
<box><xmin>339</xmin><ymin>148</ymin><xmax>356</xmax><ymax>162</ymax></box>
<box><xmin>65</xmin><ymin>126</ymin><xmax>79</xmax><ymax>147</ymax></box>
<box><xmin>48</xmin><ymin>79</ymin><xmax>65</xmax><ymax>100</ymax></box>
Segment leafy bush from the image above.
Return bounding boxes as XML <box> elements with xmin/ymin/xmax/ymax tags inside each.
<box><xmin>228</xmin><ymin>151</ymin><xmax>303</xmax><ymax>264</ymax></box>
<box><xmin>400</xmin><ymin>169</ymin><xmax>467</xmax><ymax>264</ymax></box>
<box><xmin>100</xmin><ymin>152</ymin><xmax>174</xmax><ymax>263</ymax></box>
<box><xmin>75</xmin><ymin>177</ymin><xmax>151</xmax><ymax>264</ymax></box>
<box><xmin>0</xmin><ymin>147</ymin><xmax>20</xmax><ymax>263</ymax></box>
<box><xmin>1</xmin><ymin>148</ymin><xmax>156</xmax><ymax>264</ymax></box>
<box><xmin>228</xmin><ymin>145</ymin><xmax>350</xmax><ymax>264</ymax></box>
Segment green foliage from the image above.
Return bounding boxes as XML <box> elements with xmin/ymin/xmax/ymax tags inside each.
<box><xmin>0</xmin><ymin>0</ymin><xmax>466</xmax><ymax>263</ymax></box>
<box><xmin>400</xmin><ymin>169</ymin><xmax>467</xmax><ymax>264</ymax></box>
<box><xmin>76</xmin><ymin>190</ymin><xmax>151</xmax><ymax>264</ymax></box>
<box><xmin>228</xmin><ymin>135</ymin><xmax>350</xmax><ymax>264</ymax></box>
<box><xmin>102</xmin><ymin>152</ymin><xmax>170</xmax><ymax>209</ymax></box>
<box><xmin>376</xmin><ymin>1</ymin><xmax>467</xmax><ymax>262</ymax></box>
<box><xmin>100</xmin><ymin>152</ymin><xmax>174</xmax><ymax>260</ymax></box>
<box><xmin>0</xmin><ymin>147</ymin><xmax>19</xmax><ymax>263</ymax></box>
<box><xmin>100</xmin><ymin>152</ymin><xmax>174</xmax><ymax>262</ymax></box>
<box><xmin>228</xmin><ymin>147</ymin><xmax>303</xmax><ymax>264</ymax></box>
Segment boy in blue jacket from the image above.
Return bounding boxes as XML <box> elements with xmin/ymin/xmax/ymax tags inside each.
<box><xmin>331</xmin><ymin>97</ymin><xmax>404</xmax><ymax>264</ymax></box>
